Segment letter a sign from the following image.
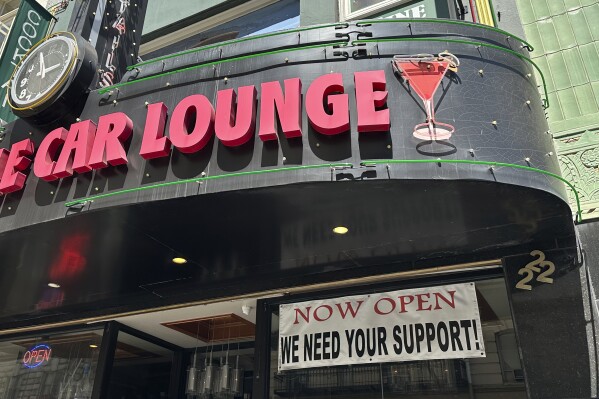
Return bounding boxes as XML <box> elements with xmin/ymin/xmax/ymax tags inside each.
<box><xmin>278</xmin><ymin>283</ymin><xmax>485</xmax><ymax>370</ymax></box>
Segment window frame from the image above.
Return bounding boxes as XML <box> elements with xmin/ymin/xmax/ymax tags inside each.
<box><xmin>252</xmin><ymin>264</ymin><xmax>506</xmax><ymax>397</ymax></box>
<box><xmin>339</xmin><ymin>0</ymin><xmax>458</xmax><ymax>21</ymax></box>
<box><xmin>140</xmin><ymin>0</ymin><xmax>280</xmax><ymax>57</ymax></box>
<box><xmin>340</xmin><ymin>0</ymin><xmax>422</xmax><ymax>21</ymax></box>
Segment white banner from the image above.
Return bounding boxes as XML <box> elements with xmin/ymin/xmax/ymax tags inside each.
<box><xmin>279</xmin><ymin>283</ymin><xmax>485</xmax><ymax>370</ymax></box>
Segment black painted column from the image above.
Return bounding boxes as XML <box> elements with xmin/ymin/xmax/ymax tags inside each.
<box><xmin>503</xmin><ymin>248</ymin><xmax>591</xmax><ymax>399</ymax></box>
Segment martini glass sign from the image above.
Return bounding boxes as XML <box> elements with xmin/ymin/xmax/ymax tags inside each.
<box><xmin>392</xmin><ymin>53</ymin><xmax>460</xmax><ymax>141</ymax></box>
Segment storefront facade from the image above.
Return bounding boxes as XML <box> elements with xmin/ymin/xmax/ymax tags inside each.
<box><xmin>0</xmin><ymin>1</ymin><xmax>596</xmax><ymax>398</ymax></box>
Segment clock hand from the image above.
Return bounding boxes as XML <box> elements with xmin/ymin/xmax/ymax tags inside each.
<box><xmin>36</xmin><ymin>52</ymin><xmax>45</xmax><ymax>77</ymax></box>
<box><xmin>40</xmin><ymin>52</ymin><xmax>46</xmax><ymax>79</ymax></box>
<box><xmin>43</xmin><ymin>63</ymin><xmax>61</xmax><ymax>74</ymax></box>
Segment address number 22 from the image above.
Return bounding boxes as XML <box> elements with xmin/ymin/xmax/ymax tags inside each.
<box><xmin>515</xmin><ymin>250</ymin><xmax>555</xmax><ymax>291</ymax></box>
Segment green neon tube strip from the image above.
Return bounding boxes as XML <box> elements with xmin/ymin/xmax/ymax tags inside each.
<box><xmin>128</xmin><ymin>22</ymin><xmax>349</xmax><ymax>70</ymax></box>
<box><xmin>360</xmin><ymin>159</ymin><xmax>581</xmax><ymax>222</ymax></box>
<box><xmin>64</xmin><ymin>163</ymin><xmax>353</xmax><ymax>207</ymax></box>
<box><xmin>98</xmin><ymin>41</ymin><xmax>348</xmax><ymax>94</ymax></box>
<box><xmin>129</xmin><ymin>18</ymin><xmax>532</xmax><ymax>72</ymax></box>
<box><xmin>64</xmin><ymin>159</ymin><xmax>581</xmax><ymax>222</ymax></box>
<box><xmin>352</xmin><ymin>37</ymin><xmax>549</xmax><ymax>108</ymax></box>
<box><xmin>487</xmin><ymin>0</ymin><xmax>500</xmax><ymax>28</ymax></box>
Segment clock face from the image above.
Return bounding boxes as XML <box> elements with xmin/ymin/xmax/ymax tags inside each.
<box><xmin>10</xmin><ymin>35</ymin><xmax>75</xmax><ymax>109</ymax></box>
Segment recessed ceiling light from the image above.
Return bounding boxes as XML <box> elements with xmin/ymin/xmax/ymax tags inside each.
<box><xmin>333</xmin><ymin>226</ymin><xmax>348</xmax><ymax>235</ymax></box>
<box><xmin>89</xmin><ymin>344</ymin><xmax>98</xmax><ymax>349</ymax></box>
<box><xmin>47</xmin><ymin>283</ymin><xmax>60</xmax><ymax>288</ymax></box>
<box><xmin>172</xmin><ymin>257</ymin><xmax>187</xmax><ymax>264</ymax></box>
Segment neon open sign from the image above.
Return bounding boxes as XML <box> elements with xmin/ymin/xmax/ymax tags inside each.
<box><xmin>22</xmin><ymin>344</ymin><xmax>52</xmax><ymax>368</ymax></box>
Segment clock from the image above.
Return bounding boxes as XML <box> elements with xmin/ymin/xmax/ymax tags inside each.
<box><xmin>8</xmin><ymin>32</ymin><xmax>97</xmax><ymax>124</ymax></box>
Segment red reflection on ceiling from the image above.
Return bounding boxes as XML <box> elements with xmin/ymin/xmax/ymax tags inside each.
<box><xmin>49</xmin><ymin>233</ymin><xmax>90</xmax><ymax>281</ymax></box>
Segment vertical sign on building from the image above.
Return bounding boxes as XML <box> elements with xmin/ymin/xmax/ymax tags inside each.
<box><xmin>503</xmin><ymin>248</ymin><xmax>591</xmax><ymax>399</ymax></box>
<box><xmin>0</xmin><ymin>0</ymin><xmax>54</xmax><ymax>124</ymax></box>
<box><xmin>94</xmin><ymin>0</ymin><xmax>147</xmax><ymax>89</ymax></box>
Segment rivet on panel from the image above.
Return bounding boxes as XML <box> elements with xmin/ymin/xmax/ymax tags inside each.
<box><xmin>491</xmin><ymin>120</ymin><xmax>497</xmax><ymax>126</ymax></box>
<box><xmin>7</xmin><ymin>207</ymin><xmax>11</xmax><ymax>210</ymax></box>
<box><xmin>113</xmin><ymin>100</ymin><xmax>117</xmax><ymax>104</ymax></box>
<box><xmin>546</xmin><ymin>152</ymin><xmax>553</xmax><ymax>156</ymax></box>
<box><xmin>95</xmin><ymin>187</ymin><xmax>99</xmax><ymax>191</ymax></box>
<box><xmin>526</xmin><ymin>73</ymin><xmax>532</xmax><ymax>78</ymax></box>
<box><xmin>201</xmin><ymin>172</ymin><xmax>206</xmax><ymax>177</ymax></box>
<box><xmin>437</xmin><ymin>158</ymin><xmax>442</xmax><ymax>166</ymax></box>
<box><xmin>76</xmin><ymin>118</ymin><xmax>81</xmax><ymax>122</ymax></box>
<box><xmin>284</xmin><ymin>57</ymin><xmax>289</xmax><ymax>63</ymax></box>
<box><xmin>166</xmin><ymin>82</ymin><xmax>170</xmax><ymax>86</ymax></box>
<box><xmin>316</xmin><ymin>143</ymin><xmax>320</xmax><ymax>147</ymax></box>
<box><xmin>50</xmin><ymin>191</ymin><xmax>54</xmax><ymax>195</ymax></box>
<box><xmin>526</xmin><ymin>100</ymin><xmax>531</xmax><ymax>105</ymax></box>
<box><xmin>144</xmin><ymin>101</ymin><xmax>149</xmax><ymax>107</ymax></box>
<box><xmin>387</xmin><ymin>144</ymin><xmax>391</xmax><ymax>149</ymax></box>
<box><xmin>145</xmin><ymin>173</ymin><xmax>150</xmax><ymax>177</ymax></box>
<box><xmin>469</xmin><ymin>149</ymin><xmax>475</xmax><ymax>156</ymax></box>
<box><xmin>525</xmin><ymin>157</ymin><xmax>531</xmax><ymax>165</ymax></box>
<box><xmin>478</xmin><ymin>69</ymin><xmax>484</xmax><ymax>76</ymax></box>
<box><xmin>282</xmin><ymin>156</ymin><xmax>287</xmax><ymax>163</ymax></box>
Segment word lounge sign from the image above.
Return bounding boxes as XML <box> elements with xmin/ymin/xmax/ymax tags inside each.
<box><xmin>0</xmin><ymin>70</ymin><xmax>390</xmax><ymax>194</ymax></box>
<box><xmin>278</xmin><ymin>283</ymin><xmax>485</xmax><ymax>370</ymax></box>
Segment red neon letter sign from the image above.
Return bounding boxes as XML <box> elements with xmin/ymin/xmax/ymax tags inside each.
<box><xmin>140</xmin><ymin>102</ymin><xmax>171</xmax><ymax>159</ymax></box>
<box><xmin>215</xmin><ymin>85</ymin><xmax>257</xmax><ymax>147</ymax></box>
<box><xmin>169</xmin><ymin>94</ymin><xmax>215</xmax><ymax>153</ymax></box>
<box><xmin>34</xmin><ymin>127</ymin><xmax>69</xmax><ymax>181</ymax></box>
<box><xmin>88</xmin><ymin>112</ymin><xmax>133</xmax><ymax>169</ymax></box>
<box><xmin>305</xmin><ymin>73</ymin><xmax>349</xmax><ymax>135</ymax></box>
<box><xmin>53</xmin><ymin>120</ymin><xmax>96</xmax><ymax>178</ymax></box>
<box><xmin>354</xmin><ymin>70</ymin><xmax>390</xmax><ymax>132</ymax></box>
<box><xmin>0</xmin><ymin>139</ymin><xmax>34</xmax><ymax>194</ymax></box>
<box><xmin>258</xmin><ymin>78</ymin><xmax>302</xmax><ymax>141</ymax></box>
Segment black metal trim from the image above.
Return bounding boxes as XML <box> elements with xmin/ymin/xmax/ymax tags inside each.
<box><xmin>91</xmin><ymin>321</ymin><xmax>119</xmax><ymax>399</ymax></box>
<box><xmin>169</xmin><ymin>349</ymin><xmax>185</xmax><ymax>399</ymax></box>
<box><xmin>0</xmin><ymin>322</ymin><xmax>103</xmax><ymax>342</ymax></box>
<box><xmin>267</xmin><ymin>265</ymin><xmax>503</xmax><ymax>306</ymax></box>
<box><xmin>252</xmin><ymin>298</ymin><xmax>272</xmax><ymax>399</ymax></box>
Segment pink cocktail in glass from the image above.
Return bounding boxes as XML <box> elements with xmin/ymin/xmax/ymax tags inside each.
<box><xmin>392</xmin><ymin>54</ymin><xmax>457</xmax><ymax>140</ymax></box>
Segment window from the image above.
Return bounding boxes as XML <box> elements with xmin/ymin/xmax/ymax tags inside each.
<box><xmin>340</xmin><ymin>0</ymin><xmax>454</xmax><ymax>21</ymax></box>
<box><xmin>0</xmin><ymin>328</ymin><xmax>103</xmax><ymax>399</ymax></box>
<box><xmin>266</xmin><ymin>277</ymin><xmax>526</xmax><ymax>398</ymax></box>
<box><xmin>106</xmin><ymin>331</ymin><xmax>175</xmax><ymax>398</ymax></box>
<box><xmin>140</xmin><ymin>0</ymin><xmax>300</xmax><ymax>60</ymax></box>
